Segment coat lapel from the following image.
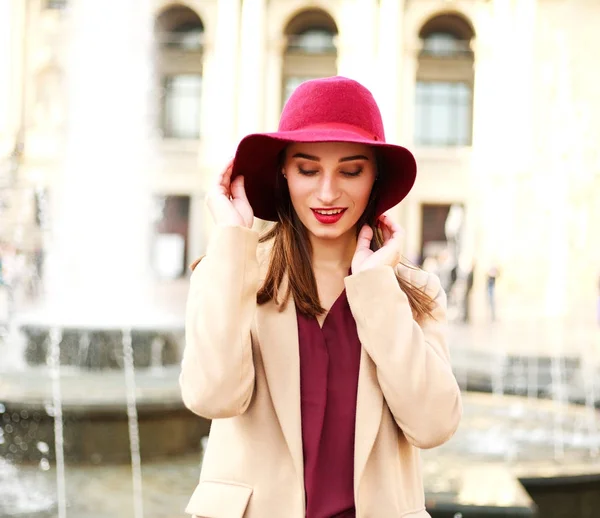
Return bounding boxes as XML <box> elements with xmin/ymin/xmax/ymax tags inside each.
<box><xmin>354</xmin><ymin>348</ymin><xmax>383</xmax><ymax>498</ymax></box>
<box><xmin>254</xmin><ymin>249</ymin><xmax>382</xmax><ymax>502</ymax></box>
<box><xmin>256</xmin><ymin>277</ymin><xmax>304</xmax><ymax>492</ymax></box>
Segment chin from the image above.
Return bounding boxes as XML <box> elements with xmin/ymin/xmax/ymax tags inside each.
<box><xmin>309</xmin><ymin>227</ymin><xmax>346</xmax><ymax>240</ymax></box>
<box><xmin>298</xmin><ymin>210</ymin><xmax>359</xmax><ymax>241</ymax></box>
<box><xmin>306</xmin><ymin>221</ymin><xmax>356</xmax><ymax>241</ymax></box>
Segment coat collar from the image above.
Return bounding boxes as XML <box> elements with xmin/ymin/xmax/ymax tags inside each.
<box><xmin>255</xmin><ymin>256</ymin><xmax>383</xmax><ymax>500</ymax></box>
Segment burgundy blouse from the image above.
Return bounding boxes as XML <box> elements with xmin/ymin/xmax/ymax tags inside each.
<box><xmin>296</xmin><ymin>290</ymin><xmax>362</xmax><ymax>518</ymax></box>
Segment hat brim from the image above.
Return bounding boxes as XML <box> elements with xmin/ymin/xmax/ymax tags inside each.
<box><xmin>231</xmin><ymin>128</ymin><xmax>417</xmax><ymax>222</ymax></box>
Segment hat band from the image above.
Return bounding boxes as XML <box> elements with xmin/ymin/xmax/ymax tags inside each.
<box><xmin>299</xmin><ymin>122</ymin><xmax>380</xmax><ymax>142</ymax></box>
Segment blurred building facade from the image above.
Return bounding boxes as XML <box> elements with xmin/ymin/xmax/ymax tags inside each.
<box><xmin>1</xmin><ymin>0</ymin><xmax>599</xmax><ymax>322</ymax></box>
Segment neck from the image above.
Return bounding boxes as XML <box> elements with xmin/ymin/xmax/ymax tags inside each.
<box><xmin>309</xmin><ymin>230</ymin><xmax>356</xmax><ymax>272</ymax></box>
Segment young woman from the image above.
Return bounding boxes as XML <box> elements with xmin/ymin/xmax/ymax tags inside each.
<box><xmin>181</xmin><ymin>76</ymin><xmax>462</xmax><ymax>518</ymax></box>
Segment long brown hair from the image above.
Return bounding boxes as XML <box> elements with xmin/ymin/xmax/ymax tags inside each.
<box><xmin>256</xmin><ymin>151</ymin><xmax>437</xmax><ymax>323</ymax></box>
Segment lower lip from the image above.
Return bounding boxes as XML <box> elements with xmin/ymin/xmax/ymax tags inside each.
<box><xmin>311</xmin><ymin>209</ymin><xmax>346</xmax><ymax>225</ymax></box>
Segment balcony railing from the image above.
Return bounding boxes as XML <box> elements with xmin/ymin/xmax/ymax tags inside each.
<box><xmin>419</xmin><ymin>39</ymin><xmax>473</xmax><ymax>58</ymax></box>
<box><xmin>156</xmin><ymin>32</ymin><xmax>204</xmax><ymax>51</ymax></box>
<box><xmin>285</xmin><ymin>34</ymin><xmax>337</xmax><ymax>55</ymax></box>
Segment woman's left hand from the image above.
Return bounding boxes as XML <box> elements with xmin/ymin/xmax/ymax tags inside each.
<box><xmin>351</xmin><ymin>213</ymin><xmax>404</xmax><ymax>275</ymax></box>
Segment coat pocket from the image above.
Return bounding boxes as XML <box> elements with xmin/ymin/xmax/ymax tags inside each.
<box><xmin>185</xmin><ymin>480</ymin><xmax>253</xmax><ymax>518</ymax></box>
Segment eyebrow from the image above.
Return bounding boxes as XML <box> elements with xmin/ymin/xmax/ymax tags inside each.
<box><xmin>292</xmin><ymin>153</ymin><xmax>370</xmax><ymax>162</ymax></box>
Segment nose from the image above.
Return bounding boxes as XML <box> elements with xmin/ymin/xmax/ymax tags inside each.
<box><xmin>316</xmin><ymin>172</ymin><xmax>341</xmax><ymax>205</ymax></box>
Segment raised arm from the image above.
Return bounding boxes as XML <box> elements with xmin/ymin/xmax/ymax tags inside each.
<box><xmin>347</xmin><ymin>214</ymin><xmax>462</xmax><ymax>448</ymax></box>
<box><xmin>345</xmin><ymin>265</ymin><xmax>461</xmax><ymax>449</ymax></box>
<box><xmin>180</xmin><ymin>162</ymin><xmax>258</xmax><ymax>419</ymax></box>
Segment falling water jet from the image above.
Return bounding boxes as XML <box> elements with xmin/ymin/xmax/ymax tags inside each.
<box><xmin>150</xmin><ymin>336</ymin><xmax>166</xmax><ymax>373</ymax></box>
<box><xmin>551</xmin><ymin>355</ymin><xmax>566</xmax><ymax>460</ymax></box>
<box><xmin>583</xmin><ymin>364</ymin><xmax>599</xmax><ymax>458</ymax></box>
<box><xmin>122</xmin><ymin>328</ymin><xmax>144</xmax><ymax>518</ymax></box>
<box><xmin>47</xmin><ymin>327</ymin><xmax>66</xmax><ymax>518</ymax></box>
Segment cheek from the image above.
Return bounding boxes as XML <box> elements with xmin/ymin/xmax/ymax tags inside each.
<box><xmin>349</xmin><ymin>179</ymin><xmax>375</xmax><ymax>210</ymax></box>
<box><xmin>286</xmin><ymin>177</ymin><xmax>311</xmax><ymax>208</ymax></box>
<box><xmin>288</xmin><ymin>179</ymin><xmax>307</xmax><ymax>213</ymax></box>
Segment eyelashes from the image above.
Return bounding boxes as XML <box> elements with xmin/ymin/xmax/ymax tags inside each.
<box><xmin>298</xmin><ymin>167</ymin><xmax>318</xmax><ymax>176</ymax></box>
<box><xmin>297</xmin><ymin>167</ymin><xmax>364</xmax><ymax>177</ymax></box>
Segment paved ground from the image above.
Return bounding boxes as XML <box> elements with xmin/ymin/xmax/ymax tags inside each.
<box><xmin>4</xmin><ymin>391</ymin><xmax>600</xmax><ymax>518</ymax></box>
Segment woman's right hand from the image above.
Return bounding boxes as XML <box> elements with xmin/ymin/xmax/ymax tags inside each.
<box><xmin>206</xmin><ymin>160</ymin><xmax>254</xmax><ymax>228</ymax></box>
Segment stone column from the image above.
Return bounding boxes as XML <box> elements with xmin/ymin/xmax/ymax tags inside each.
<box><xmin>197</xmin><ymin>0</ymin><xmax>240</xmax><ymax>241</ymax></box>
<box><xmin>337</xmin><ymin>0</ymin><xmax>377</xmax><ymax>87</ymax></box>
<box><xmin>201</xmin><ymin>0</ymin><xmax>240</xmax><ymax>169</ymax></box>
<box><xmin>399</xmin><ymin>43</ymin><xmax>418</xmax><ymax>146</ymax></box>
<box><xmin>356</xmin><ymin>0</ymin><xmax>378</xmax><ymax>89</ymax></box>
<box><xmin>541</xmin><ymin>31</ymin><xmax>570</xmax><ymax>319</ymax></box>
<box><xmin>468</xmin><ymin>10</ymin><xmax>499</xmax><ymax>273</ymax></box>
<box><xmin>376</xmin><ymin>0</ymin><xmax>403</xmax><ymax>144</ymax></box>
<box><xmin>510</xmin><ymin>0</ymin><xmax>536</xmax><ymax>169</ymax></box>
<box><xmin>0</xmin><ymin>0</ymin><xmax>11</xmax><ymax>142</ymax></box>
<box><xmin>474</xmin><ymin>0</ymin><xmax>514</xmax><ymax>274</ymax></box>
<box><xmin>0</xmin><ymin>0</ymin><xmax>24</xmax><ymax>156</ymax></box>
<box><xmin>264</xmin><ymin>36</ymin><xmax>286</xmax><ymax>131</ymax></box>
<box><xmin>237</xmin><ymin>0</ymin><xmax>266</xmax><ymax>138</ymax></box>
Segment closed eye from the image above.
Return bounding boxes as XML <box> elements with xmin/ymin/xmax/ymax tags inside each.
<box><xmin>298</xmin><ymin>167</ymin><xmax>318</xmax><ymax>176</ymax></box>
<box><xmin>342</xmin><ymin>167</ymin><xmax>363</xmax><ymax>177</ymax></box>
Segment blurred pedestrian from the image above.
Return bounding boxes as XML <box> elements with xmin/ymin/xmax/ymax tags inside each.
<box><xmin>462</xmin><ymin>262</ymin><xmax>475</xmax><ymax>323</ymax></box>
<box><xmin>437</xmin><ymin>248</ymin><xmax>455</xmax><ymax>296</ymax></box>
<box><xmin>486</xmin><ymin>264</ymin><xmax>500</xmax><ymax>322</ymax></box>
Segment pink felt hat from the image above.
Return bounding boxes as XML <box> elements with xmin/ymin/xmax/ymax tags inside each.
<box><xmin>231</xmin><ymin>76</ymin><xmax>417</xmax><ymax>222</ymax></box>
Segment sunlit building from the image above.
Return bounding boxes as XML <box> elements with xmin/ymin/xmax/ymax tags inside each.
<box><xmin>1</xmin><ymin>0</ymin><xmax>599</xmax><ymax>323</ymax></box>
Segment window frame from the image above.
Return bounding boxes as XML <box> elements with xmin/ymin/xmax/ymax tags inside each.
<box><xmin>414</xmin><ymin>80</ymin><xmax>473</xmax><ymax>147</ymax></box>
<box><xmin>415</xmin><ymin>14</ymin><xmax>475</xmax><ymax>148</ymax></box>
<box><xmin>161</xmin><ymin>74</ymin><xmax>203</xmax><ymax>140</ymax></box>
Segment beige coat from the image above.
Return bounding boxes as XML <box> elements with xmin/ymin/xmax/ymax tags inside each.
<box><xmin>180</xmin><ymin>226</ymin><xmax>462</xmax><ymax>518</ymax></box>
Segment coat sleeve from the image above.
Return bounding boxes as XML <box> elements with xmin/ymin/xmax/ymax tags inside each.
<box><xmin>344</xmin><ymin>265</ymin><xmax>462</xmax><ymax>449</ymax></box>
<box><xmin>180</xmin><ymin>226</ymin><xmax>259</xmax><ymax>419</ymax></box>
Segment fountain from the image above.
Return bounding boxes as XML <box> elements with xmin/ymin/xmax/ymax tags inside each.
<box><xmin>17</xmin><ymin>0</ymin><xmax>184</xmax><ymax>369</ymax></box>
<box><xmin>0</xmin><ymin>0</ymin><xmax>206</xmax><ymax>516</ymax></box>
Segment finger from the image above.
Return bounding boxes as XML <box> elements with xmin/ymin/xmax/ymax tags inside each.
<box><xmin>379</xmin><ymin>214</ymin><xmax>404</xmax><ymax>242</ymax></box>
<box><xmin>377</xmin><ymin>215</ymin><xmax>392</xmax><ymax>242</ymax></box>
<box><xmin>216</xmin><ymin>160</ymin><xmax>232</xmax><ymax>182</ymax></box>
<box><xmin>380</xmin><ymin>218</ymin><xmax>393</xmax><ymax>243</ymax></box>
<box><xmin>356</xmin><ymin>224</ymin><xmax>373</xmax><ymax>251</ymax></box>
<box><xmin>230</xmin><ymin>175</ymin><xmax>249</xmax><ymax>203</ymax></box>
<box><xmin>383</xmin><ymin>214</ymin><xmax>404</xmax><ymax>237</ymax></box>
<box><xmin>218</xmin><ymin>161</ymin><xmax>234</xmax><ymax>192</ymax></box>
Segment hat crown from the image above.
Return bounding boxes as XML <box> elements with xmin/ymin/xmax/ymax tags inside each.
<box><xmin>278</xmin><ymin>76</ymin><xmax>386</xmax><ymax>141</ymax></box>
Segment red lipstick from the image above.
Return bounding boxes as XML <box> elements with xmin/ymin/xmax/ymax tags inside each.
<box><xmin>311</xmin><ymin>208</ymin><xmax>347</xmax><ymax>225</ymax></box>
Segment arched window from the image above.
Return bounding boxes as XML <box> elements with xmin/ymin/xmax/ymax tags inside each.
<box><xmin>415</xmin><ymin>13</ymin><xmax>475</xmax><ymax>147</ymax></box>
<box><xmin>155</xmin><ymin>5</ymin><xmax>204</xmax><ymax>139</ymax></box>
<box><xmin>282</xmin><ymin>9</ymin><xmax>338</xmax><ymax>106</ymax></box>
